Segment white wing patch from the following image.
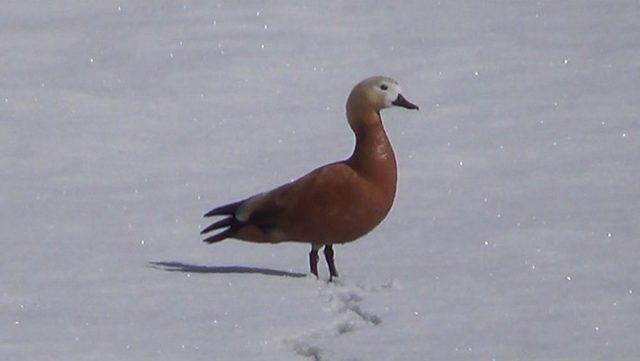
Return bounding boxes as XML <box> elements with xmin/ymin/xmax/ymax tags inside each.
<box><xmin>235</xmin><ymin>193</ymin><xmax>265</xmax><ymax>222</ymax></box>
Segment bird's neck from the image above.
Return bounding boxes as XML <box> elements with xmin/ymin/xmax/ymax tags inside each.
<box><xmin>348</xmin><ymin>111</ymin><xmax>398</xmax><ymax>188</ymax></box>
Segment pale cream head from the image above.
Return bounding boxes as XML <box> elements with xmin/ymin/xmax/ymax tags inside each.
<box><xmin>346</xmin><ymin>76</ymin><xmax>418</xmax><ymax>130</ymax></box>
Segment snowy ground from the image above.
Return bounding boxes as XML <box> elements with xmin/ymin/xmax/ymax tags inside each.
<box><xmin>2</xmin><ymin>1</ymin><xmax>640</xmax><ymax>360</ymax></box>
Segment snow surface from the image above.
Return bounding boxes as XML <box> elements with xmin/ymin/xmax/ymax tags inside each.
<box><xmin>2</xmin><ymin>1</ymin><xmax>640</xmax><ymax>360</ymax></box>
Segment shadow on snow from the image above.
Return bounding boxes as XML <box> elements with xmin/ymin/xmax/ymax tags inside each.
<box><xmin>148</xmin><ymin>261</ymin><xmax>307</xmax><ymax>278</ymax></box>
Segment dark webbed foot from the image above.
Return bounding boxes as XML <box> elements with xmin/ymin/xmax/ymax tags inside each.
<box><xmin>324</xmin><ymin>244</ymin><xmax>339</xmax><ymax>282</ymax></box>
<box><xmin>309</xmin><ymin>244</ymin><xmax>320</xmax><ymax>279</ymax></box>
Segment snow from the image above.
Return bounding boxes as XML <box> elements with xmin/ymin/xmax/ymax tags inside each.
<box><xmin>2</xmin><ymin>1</ymin><xmax>640</xmax><ymax>360</ymax></box>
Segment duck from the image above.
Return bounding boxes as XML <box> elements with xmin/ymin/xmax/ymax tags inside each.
<box><xmin>201</xmin><ymin>76</ymin><xmax>419</xmax><ymax>281</ymax></box>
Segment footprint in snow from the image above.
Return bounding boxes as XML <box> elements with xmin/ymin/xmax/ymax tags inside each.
<box><xmin>285</xmin><ymin>277</ymin><xmax>398</xmax><ymax>360</ymax></box>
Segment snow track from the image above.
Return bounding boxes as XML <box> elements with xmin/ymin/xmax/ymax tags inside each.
<box><xmin>284</xmin><ymin>278</ymin><xmax>393</xmax><ymax>361</ymax></box>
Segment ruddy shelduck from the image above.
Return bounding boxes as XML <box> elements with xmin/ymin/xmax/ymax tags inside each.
<box><xmin>201</xmin><ymin>76</ymin><xmax>418</xmax><ymax>281</ymax></box>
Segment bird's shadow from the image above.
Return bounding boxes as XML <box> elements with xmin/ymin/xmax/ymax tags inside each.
<box><xmin>148</xmin><ymin>261</ymin><xmax>307</xmax><ymax>278</ymax></box>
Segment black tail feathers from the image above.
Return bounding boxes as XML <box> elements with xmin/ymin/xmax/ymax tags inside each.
<box><xmin>202</xmin><ymin>199</ymin><xmax>245</xmax><ymax>244</ymax></box>
<box><xmin>200</xmin><ymin>216</ymin><xmax>235</xmax><ymax>235</ymax></box>
<box><xmin>204</xmin><ymin>200</ymin><xmax>244</xmax><ymax>217</ymax></box>
<box><xmin>202</xmin><ymin>228</ymin><xmax>234</xmax><ymax>244</ymax></box>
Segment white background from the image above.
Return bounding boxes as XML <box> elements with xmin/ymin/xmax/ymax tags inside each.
<box><xmin>2</xmin><ymin>1</ymin><xmax>639</xmax><ymax>360</ymax></box>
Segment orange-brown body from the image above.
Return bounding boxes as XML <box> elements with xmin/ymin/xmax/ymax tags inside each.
<box><xmin>201</xmin><ymin>76</ymin><xmax>418</xmax><ymax>279</ymax></box>
<box><xmin>233</xmin><ymin>113</ymin><xmax>397</xmax><ymax>245</ymax></box>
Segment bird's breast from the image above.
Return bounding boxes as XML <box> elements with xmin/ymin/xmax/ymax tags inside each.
<box><xmin>283</xmin><ymin>166</ymin><xmax>396</xmax><ymax>244</ymax></box>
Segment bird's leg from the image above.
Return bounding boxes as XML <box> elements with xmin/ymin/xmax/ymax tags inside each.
<box><xmin>324</xmin><ymin>244</ymin><xmax>339</xmax><ymax>282</ymax></box>
<box><xmin>309</xmin><ymin>244</ymin><xmax>320</xmax><ymax>279</ymax></box>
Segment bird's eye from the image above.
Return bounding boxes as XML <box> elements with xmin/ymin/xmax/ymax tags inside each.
<box><xmin>380</xmin><ymin>84</ymin><xmax>388</xmax><ymax>91</ymax></box>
